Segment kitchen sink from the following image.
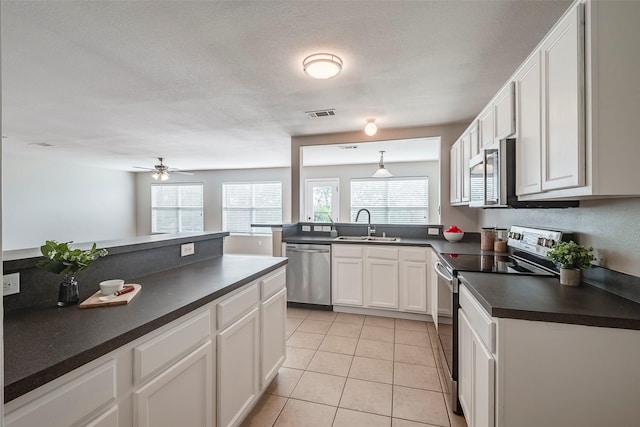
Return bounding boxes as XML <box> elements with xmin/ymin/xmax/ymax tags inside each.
<box><xmin>333</xmin><ymin>236</ymin><xmax>399</xmax><ymax>242</ymax></box>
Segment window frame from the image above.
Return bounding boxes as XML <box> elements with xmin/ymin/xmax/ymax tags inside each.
<box><xmin>349</xmin><ymin>176</ymin><xmax>429</xmax><ymax>225</ymax></box>
<box><xmin>222</xmin><ymin>181</ymin><xmax>283</xmax><ymax>235</ymax></box>
<box><xmin>151</xmin><ymin>183</ymin><xmax>204</xmax><ymax>234</ymax></box>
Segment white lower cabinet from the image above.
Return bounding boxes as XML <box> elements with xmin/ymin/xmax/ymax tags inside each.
<box><xmin>134</xmin><ymin>341</ymin><xmax>213</xmax><ymax>427</ymax></box>
<box><xmin>218</xmin><ymin>307</ymin><xmax>260</xmax><ymax>427</ymax></box>
<box><xmin>261</xmin><ymin>287</ymin><xmax>287</xmax><ymax>387</ymax></box>
<box><xmin>333</xmin><ymin>245</ymin><xmax>431</xmax><ymax>316</ymax></box>
<box><xmin>365</xmin><ymin>247</ymin><xmax>399</xmax><ymax>309</ymax></box>
<box><xmin>4</xmin><ymin>266</ymin><xmax>287</xmax><ymax>427</ymax></box>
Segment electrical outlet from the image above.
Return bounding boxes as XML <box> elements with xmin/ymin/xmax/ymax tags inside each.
<box><xmin>258</xmin><ymin>240</ymin><xmax>263</xmax><ymax>246</ymax></box>
<box><xmin>428</xmin><ymin>228</ymin><xmax>440</xmax><ymax>236</ymax></box>
<box><xmin>322</xmin><ymin>226</ymin><xmax>331</xmax><ymax>232</ymax></box>
<box><xmin>3</xmin><ymin>272</ymin><xmax>20</xmax><ymax>296</ymax></box>
<box><xmin>302</xmin><ymin>225</ymin><xmax>311</xmax><ymax>232</ymax></box>
<box><xmin>313</xmin><ymin>225</ymin><xmax>323</xmax><ymax>232</ymax></box>
<box><xmin>181</xmin><ymin>243</ymin><xmax>195</xmax><ymax>257</ymax></box>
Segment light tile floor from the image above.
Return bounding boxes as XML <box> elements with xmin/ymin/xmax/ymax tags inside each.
<box><xmin>241</xmin><ymin>308</ymin><xmax>467</xmax><ymax>427</ymax></box>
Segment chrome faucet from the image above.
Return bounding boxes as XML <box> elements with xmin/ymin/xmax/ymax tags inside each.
<box><xmin>355</xmin><ymin>208</ymin><xmax>375</xmax><ymax>236</ymax></box>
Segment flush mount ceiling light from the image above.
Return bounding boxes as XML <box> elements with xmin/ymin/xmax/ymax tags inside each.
<box><xmin>303</xmin><ymin>53</ymin><xmax>343</xmax><ymax>79</ymax></box>
<box><xmin>372</xmin><ymin>150</ymin><xmax>393</xmax><ymax>178</ymax></box>
<box><xmin>364</xmin><ymin>118</ymin><xmax>378</xmax><ymax>136</ymax></box>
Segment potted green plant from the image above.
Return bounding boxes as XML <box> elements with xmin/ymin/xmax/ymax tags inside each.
<box><xmin>546</xmin><ymin>241</ymin><xmax>595</xmax><ymax>286</ymax></box>
<box><xmin>37</xmin><ymin>240</ymin><xmax>108</xmax><ymax>306</ymax></box>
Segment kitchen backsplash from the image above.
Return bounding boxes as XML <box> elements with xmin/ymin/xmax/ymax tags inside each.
<box><xmin>479</xmin><ymin>197</ymin><xmax>640</xmax><ymax>277</ymax></box>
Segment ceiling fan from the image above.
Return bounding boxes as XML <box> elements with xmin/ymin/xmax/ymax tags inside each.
<box><xmin>133</xmin><ymin>157</ymin><xmax>194</xmax><ymax>181</ymax></box>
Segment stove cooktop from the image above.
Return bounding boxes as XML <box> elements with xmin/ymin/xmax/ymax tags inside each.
<box><xmin>438</xmin><ymin>253</ymin><xmax>555</xmax><ymax>276</ymax></box>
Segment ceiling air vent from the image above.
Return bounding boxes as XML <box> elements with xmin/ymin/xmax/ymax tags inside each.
<box><xmin>306</xmin><ymin>109</ymin><xmax>336</xmax><ymax>119</ymax></box>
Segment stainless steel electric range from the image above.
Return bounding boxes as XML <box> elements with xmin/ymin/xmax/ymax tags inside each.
<box><xmin>433</xmin><ymin>225</ymin><xmax>574</xmax><ymax>415</ymax></box>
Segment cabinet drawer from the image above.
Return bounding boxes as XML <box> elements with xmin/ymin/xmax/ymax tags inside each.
<box><xmin>261</xmin><ymin>267</ymin><xmax>286</xmax><ymax>300</ymax></box>
<box><xmin>367</xmin><ymin>246</ymin><xmax>399</xmax><ymax>260</ymax></box>
<box><xmin>332</xmin><ymin>244</ymin><xmax>364</xmax><ymax>258</ymax></box>
<box><xmin>459</xmin><ymin>285</ymin><xmax>496</xmax><ymax>353</ymax></box>
<box><xmin>5</xmin><ymin>360</ymin><xmax>116</xmax><ymax>427</ymax></box>
<box><xmin>134</xmin><ymin>310</ymin><xmax>211</xmax><ymax>383</ymax></box>
<box><xmin>218</xmin><ymin>282</ymin><xmax>259</xmax><ymax>330</ymax></box>
<box><xmin>401</xmin><ymin>248</ymin><xmax>427</xmax><ymax>262</ymax></box>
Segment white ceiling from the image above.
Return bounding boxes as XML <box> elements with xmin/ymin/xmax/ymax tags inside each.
<box><xmin>1</xmin><ymin>0</ymin><xmax>571</xmax><ymax>172</ymax></box>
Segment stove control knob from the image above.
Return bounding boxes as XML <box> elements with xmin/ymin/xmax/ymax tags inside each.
<box><xmin>537</xmin><ymin>237</ymin><xmax>545</xmax><ymax>246</ymax></box>
<box><xmin>547</xmin><ymin>239</ymin><xmax>556</xmax><ymax>248</ymax></box>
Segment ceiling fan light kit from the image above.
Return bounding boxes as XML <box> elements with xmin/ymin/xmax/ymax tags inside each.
<box><xmin>372</xmin><ymin>150</ymin><xmax>393</xmax><ymax>178</ymax></box>
<box><xmin>133</xmin><ymin>157</ymin><xmax>193</xmax><ymax>181</ymax></box>
<box><xmin>303</xmin><ymin>53</ymin><xmax>343</xmax><ymax>79</ymax></box>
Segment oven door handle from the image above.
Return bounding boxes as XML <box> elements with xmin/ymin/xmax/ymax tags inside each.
<box><xmin>433</xmin><ymin>261</ymin><xmax>454</xmax><ymax>283</ymax></box>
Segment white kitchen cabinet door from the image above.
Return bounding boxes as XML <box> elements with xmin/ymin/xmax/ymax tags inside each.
<box><xmin>514</xmin><ymin>52</ymin><xmax>543</xmax><ymax>196</ymax></box>
<box><xmin>400</xmin><ymin>261</ymin><xmax>428</xmax><ymax>313</ymax></box>
<box><xmin>461</xmin><ymin>133</ymin><xmax>471</xmax><ymax>203</ymax></box>
<box><xmin>472</xmin><ymin>329</ymin><xmax>495</xmax><ymax>427</ymax></box>
<box><xmin>218</xmin><ymin>307</ymin><xmax>260</xmax><ymax>427</ymax></box>
<box><xmin>541</xmin><ymin>3</ymin><xmax>585</xmax><ymax>191</ymax></box>
<box><xmin>450</xmin><ymin>140</ymin><xmax>461</xmax><ymax>204</ymax></box>
<box><xmin>134</xmin><ymin>341</ymin><xmax>213</xmax><ymax>427</ymax></box>
<box><xmin>332</xmin><ymin>257</ymin><xmax>363</xmax><ymax>306</ymax></box>
<box><xmin>365</xmin><ymin>258</ymin><xmax>399</xmax><ymax>309</ymax></box>
<box><xmin>478</xmin><ymin>106</ymin><xmax>495</xmax><ymax>149</ymax></box>
<box><xmin>458</xmin><ymin>309</ymin><xmax>474</xmax><ymax>425</ymax></box>
<box><xmin>261</xmin><ymin>288</ymin><xmax>286</xmax><ymax>388</ymax></box>
<box><xmin>494</xmin><ymin>82</ymin><xmax>515</xmax><ymax>141</ymax></box>
<box><xmin>469</xmin><ymin>121</ymin><xmax>479</xmax><ymax>159</ymax></box>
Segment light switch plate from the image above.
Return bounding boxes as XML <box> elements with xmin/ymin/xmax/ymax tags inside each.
<box><xmin>3</xmin><ymin>272</ymin><xmax>20</xmax><ymax>296</ymax></box>
<box><xmin>313</xmin><ymin>225</ymin><xmax>323</xmax><ymax>232</ymax></box>
<box><xmin>302</xmin><ymin>225</ymin><xmax>311</xmax><ymax>232</ymax></box>
<box><xmin>428</xmin><ymin>228</ymin><xmax>440</xmax><ymax>236</ymax></box>
<box><xmin>181</xmin><ymin>243</ymin><xmax>195</xmax><ymax>257</ymax></box>
<box><xmin>322</xmin><ymin>226</ymin><xmax>331</xmax><ymax>232</ymax></box>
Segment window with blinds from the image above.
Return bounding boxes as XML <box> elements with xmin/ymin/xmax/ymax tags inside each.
<box><xmin>151</xmin><ymin>184</ymin><xmax>204</xmax><ymax>233</ymax></box>
<box><xmin>222</xmin><ymin>182</ymin><xmax>283</xmax><ymax>234</ymax></box>
<box><xmin>350</xmin><ymin>178</ymin><xmax>429</xmax><ymax>224</ymax></box>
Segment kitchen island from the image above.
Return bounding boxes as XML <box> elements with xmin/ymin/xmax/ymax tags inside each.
<box><xmin>4</xmin><ymin>233</ymin><xmax>288</xmax><ymax>427</ymax></box>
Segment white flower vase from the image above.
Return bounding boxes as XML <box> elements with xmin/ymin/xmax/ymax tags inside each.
<box><xmin>560</xmin><ymin>268</ymin><xmax>582</xmax><ymax>286</ymax></box>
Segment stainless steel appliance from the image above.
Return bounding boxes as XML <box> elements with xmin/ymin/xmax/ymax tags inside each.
<box><xmin>434</xmin><ymin>225</ymin><xmax>574</xmax><ymax>414</ymax></box>
<box><xmin>469</xmin><ymin>139</ymin><xmax>579</xmax><ymax>208</ymax></box>
<box><xmin>285</xmin><ymin>243</ymin><xmax>331</xmax><ymax>306</ymax></box>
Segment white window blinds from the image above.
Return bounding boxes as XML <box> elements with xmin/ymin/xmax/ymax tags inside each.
<box><xmin>350</xmin><ymin>178</ymin><xmax>428</xmax><ymax>224</ymax></box>
<box><xmin>222</xmin><ymin>182</ymin><xmax>283</xmax><ymax>233</ymax></box>
<box><xmin>151</xmin><ymin>184</ymin><xmax>204</xmax><ymax>233</ymax></box>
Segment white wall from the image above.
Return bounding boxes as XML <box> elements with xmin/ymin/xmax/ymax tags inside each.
<box><xmin>134</xmin><ymin>167</ymin><xmax>291</xmax><ymax>255</ymax></box>
<box><xmin>302</xmin><ymin>161</ymin><xmax>440</xmax><ymax>224</ymax></box>
<box><xmin>479</xmin><ymin>197</ymin><xmax>640</xmax><ymax>277</ymax></box>
<box><xmin>2</xmin><ymin>153</ymin><xmax>137</xmax><ymax>250</ymax></box>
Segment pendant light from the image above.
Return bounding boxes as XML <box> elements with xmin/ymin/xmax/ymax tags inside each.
<box><xmin>364</xmin><ymin>118</ymin><xmax>378</xmax><ymax>136</ymax></box>
<box><xmin>372</xmin><ymin>150</ymin><xmax>393</xmax><ymax>178</ymax></box>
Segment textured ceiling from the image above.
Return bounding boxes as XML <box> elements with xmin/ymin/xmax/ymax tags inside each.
<box><xmin>1</xmin><ymin>0</ymin><xmax>571</xmax><ymax>171</ymax></box>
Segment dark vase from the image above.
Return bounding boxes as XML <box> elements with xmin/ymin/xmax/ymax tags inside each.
<box><xmin>58</xmin><ymin>275</ymin><xmax>79</xmax><ymax>307</ymax></box>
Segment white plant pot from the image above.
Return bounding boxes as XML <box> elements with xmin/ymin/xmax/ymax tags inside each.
<box><xmin>560</xmin><ymin>268</ymin><xmax>582</xmax><ymax>286</ymax></box>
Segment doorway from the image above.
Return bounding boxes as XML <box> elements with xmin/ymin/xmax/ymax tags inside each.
<box><xmin>304</xmin><ymin>179</ymin><xmax>340</xmax><ymax>222</ymax></box>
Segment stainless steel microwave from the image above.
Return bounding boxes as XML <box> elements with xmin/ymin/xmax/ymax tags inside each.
<box><xmin>469</xmin><ymin>138</ymin><xmax>579</xmax><ymax>209</ymax></box>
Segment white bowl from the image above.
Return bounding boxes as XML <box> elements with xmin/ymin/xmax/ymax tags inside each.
<box><xmin>444</xmin><ymin>231</ymin><xmax>464</xmax><ymax>242</ymax></box>
<box><xmin>99</xmin><ymin>279</ymin><xmax>125</xmax><ymax>295</ymax></box>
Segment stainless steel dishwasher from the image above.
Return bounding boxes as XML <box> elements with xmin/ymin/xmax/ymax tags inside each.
<box><xmin>285</xmin><ymin>243</ymin><xmax>331</xmax><ymax>306</ymax></box>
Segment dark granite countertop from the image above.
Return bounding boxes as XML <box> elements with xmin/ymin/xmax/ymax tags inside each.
<box><xmin>459</xmin><ymin>272</ymin><xmax>640</xmax><ymax>330</ymax></box>
<box><xmin>4</xmin><ymin>254</ymin><xmax>287</xmax><ymax>402</ymax></box>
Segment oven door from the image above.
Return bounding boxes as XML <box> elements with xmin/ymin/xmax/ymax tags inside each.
<box><xmin>433</xmin><ymin>259</ymin><xmax>463</xmax><ymax>414</ymax></box>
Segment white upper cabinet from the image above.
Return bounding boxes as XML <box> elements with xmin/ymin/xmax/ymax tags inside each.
<box><xmin>514</xmin><ymin>52</ymin><xmax>543</xmax><ymax>196</ymax></box>
<box><xmin>461</xmin><ymin>132</ymin><xmax>471</xmax><ymax>203</ymax></box>
<box><xmin>540</xmin><ymin>3</ymin><xmax>585</xmax><ymax>192</ymax></box>
<box><xmin>449</xmin><ymin>140</ymin><xmax>462</xmax><ymax>205</ymax></box>
<box><xmin>478</xmin><ymin>106</ymin><xmax>495</xmax><ymax>149</ymax></box>
<box><xmin>494</xmin><ymin>82</ymin><xmax>515</xmax><ymax>141</ymax></box>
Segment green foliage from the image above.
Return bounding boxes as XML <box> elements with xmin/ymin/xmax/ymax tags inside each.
<box><xmin>37</xmin><ymin>240</ymin><xmax>108</xmax><ymax>276</ymax></box>
<box><xmin>546</xmin><ymin>241</ymin><xmax>595</xmax><ymax>270</ymax></box>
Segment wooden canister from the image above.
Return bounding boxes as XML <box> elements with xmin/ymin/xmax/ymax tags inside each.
<box><xmin>481</xmin><ymin>228</ymin><xmax>495</xmax><ymax>251</ymax></box>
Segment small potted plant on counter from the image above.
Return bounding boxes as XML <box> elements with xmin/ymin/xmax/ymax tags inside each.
<box><xmin>546</xmin><ymin>241</ymin><xmax>595</xmax><ymax>286</ymax></box>
<box><xmin>37</xmin><ymin>240</ymin><xmax>108</xmax><ymax>306</ymax></box>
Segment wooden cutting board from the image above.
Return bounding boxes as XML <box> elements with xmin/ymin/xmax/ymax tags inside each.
<box><xmin>80</xmin><ymin>284</ymin><xmax>142</xmax><ymax>308</ymax></box>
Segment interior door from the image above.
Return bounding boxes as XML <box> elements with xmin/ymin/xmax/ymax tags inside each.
<box><xmin>305</xmin><ymin>179</ymin><xmax>339</xmax><ymax>222</ymax></box>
